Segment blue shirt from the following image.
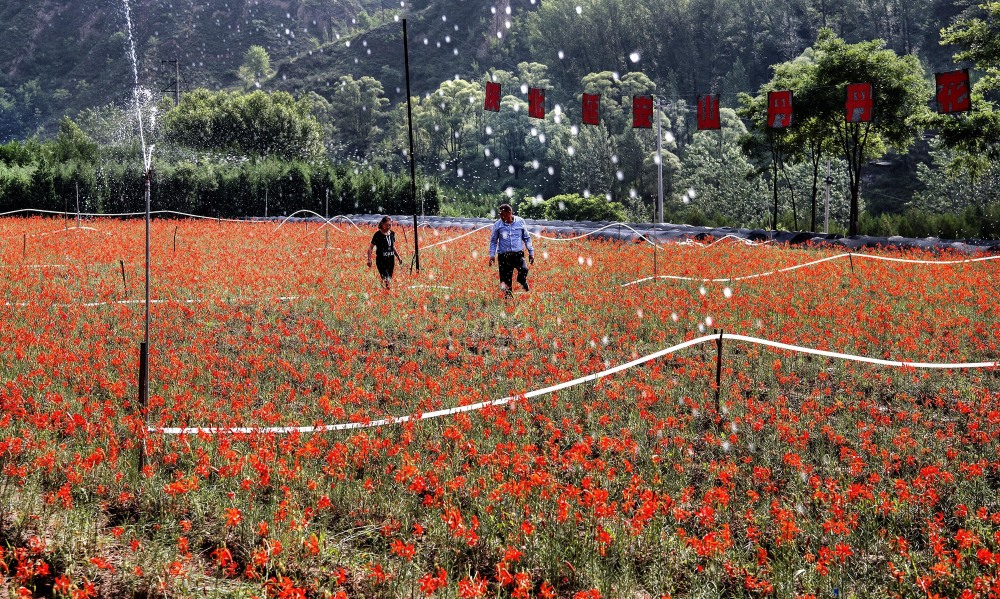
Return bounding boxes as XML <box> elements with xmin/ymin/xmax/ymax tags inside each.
<box><xmin>489</xmin><ymin>216</ymin><xmax>534</xmax><ymax>257</ymax></box>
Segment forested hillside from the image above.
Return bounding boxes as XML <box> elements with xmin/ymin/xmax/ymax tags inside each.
<box><xmin>0</xmin><ymin>0</ymin><xmax>998</xmax><ymax>237</ymax></box>
<box><xmin>0</xmin><ymin>0</ymin><xmax>972</xmax><ymax>139</ymax></box>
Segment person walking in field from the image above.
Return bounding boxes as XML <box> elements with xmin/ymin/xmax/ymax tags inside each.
<box><xmin>488</xmin><ymin>203</ymin><xmax>534</xmax><ymax>297</ymax></box>
<box><xmin>367</xmin><ymin>216</ymin><xmax>404</xmax><ymax>289</ymax></box>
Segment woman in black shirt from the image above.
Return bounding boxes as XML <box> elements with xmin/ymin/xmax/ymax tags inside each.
<box><xmin>367</xmin><ymin>216</ymin><xmax>404</xmax><ymax>289</ymax></box>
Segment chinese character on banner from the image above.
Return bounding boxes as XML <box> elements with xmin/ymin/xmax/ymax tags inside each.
<box><xmin>697</xmin><ymin>94</ymin><xmax>721</xmax><ymax>130</ymax></box>
<box><xmin>582</xmin><ymin>93</ymin><xmax>600</xmax><ymax>126</ymax></box>
<box><xmin>633</xmin><ymin>95</ymin><xmax>653</xmax><ymax>128</ymax></box>
<box><xmin>935</xmin><ymin>70</ymin><xmax>971</xmax><ymax>114</ymax></box>
<box><xmin>845</xmin><ymin>83</ymin><xmax>873</xmax><ymax>123</ymax></box>
<box><xmin>528</xmin><ymin>88</ymin><xmax>545</xmax><ymax>119</ymax></box>
<box><xmin>767</xmin><ymin>90</ymin><xmax>793</xmax><ymax>129</ymax></box>
<box><xmin>484</xmin><ymin>82</ymin><xmax>501</xmax><ymax>113</ymax></box>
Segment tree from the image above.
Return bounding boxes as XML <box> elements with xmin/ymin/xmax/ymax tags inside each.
<box><xmin>924</xmin><ymin>1</ymin><xmax>1000</xmax><ymax>175</ymax></box>
<box><xmin>52</xmin><ymin>117</ymin><xmax>98</xmax><ymax>164</ymax></box>
<box><xmin>744</xmin><ymin>30</ymin><xmax>930</xmax><ymax>235</ymax></box>
<box><xmin>808</xmin><ymin>30</ymin><xmax>931</xmax><ymax>235</ymax></box>
<box><xmin>162</xmin><ymin>89</ymin><xmax>324</xmax><ymax>161</ymax></box>
<box><xmin>238</xmin><ymin>46</ymin><xmax>273</xmax><ymax>89</ymax></box>
<box><xmin>679</xmin><ymin>109</ymin><xmax>770</xmax><ymax>226</ymax></box>
<box><xmin>329</xmin><ymin>75</ymin><xmax>389</xmax><ymax>160</ymax></box>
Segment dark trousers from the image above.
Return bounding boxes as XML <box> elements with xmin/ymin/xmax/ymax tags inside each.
<box><xmin>375</xmin><ymin>257</ymin><xmax>395</xmax><ymax>280</ymax></box>
<box><xmin>497</xmin><ymin>251</ymin><xmax>528</xmax><ymax>290</ymax></box>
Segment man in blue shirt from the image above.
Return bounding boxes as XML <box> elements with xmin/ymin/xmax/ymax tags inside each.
<box><xmin>488</xmin><ymin>203</ymin><xmax>534</xmax><ymax>296</ymax></box>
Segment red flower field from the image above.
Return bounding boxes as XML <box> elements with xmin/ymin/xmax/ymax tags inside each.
<box><xmin>1</xmin><ymin>215</ymin><xmax>999</xmax><ymax>598</ymax></box>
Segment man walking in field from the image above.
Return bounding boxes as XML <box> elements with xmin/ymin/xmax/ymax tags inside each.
<box><xmin>488</xmin><ymin>203</ymin><xmax>534</xmax><ymax>297</ymax></box>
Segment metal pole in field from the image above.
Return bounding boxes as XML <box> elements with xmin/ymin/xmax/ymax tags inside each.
<box><xmin>138</xmin><ymin>169</ymin><xmax>151</xmax><ymax>473</ymax></box>
<box><xmin>654</xmin><ymin>97</ymin><xmax>664</xmax><ymax>279</ymax></box>
<box><xmin>824</xmin><ymin>160</ymin><xmax>832</xmax><ymax>235</ymax></box>
<box><xmin>403</xmin><ymin>18</ymin><xmax>420</xmax><ymax>272</ymax></box>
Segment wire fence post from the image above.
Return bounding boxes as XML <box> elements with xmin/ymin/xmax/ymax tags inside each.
<box><xmin>138</xmin><ymin>341</ymin><xmax>148</xmax><ymax>475</ymax></box>
<box><xmin>22</xmin><ymin>233</ymin><xmax>26</xmax><ymax>259</ymax></box>
<box><xmin>120</xmin><ymin>259</ymin><xmax>127</xmax><ymax>296</ymax></box>
<box><xmin>714</xmin><ymin>329</ymin><xmax>724</xmax><ymax>416</ymax></box>
<box><xmin>173</xmin><ymin>226</ymin><xmax>178</xmax><ymax>254</ymax></box>
<box><xmin>848</xmin><ymin>252</ymin><xmax>854</xmax><ymax>274</ymax></box>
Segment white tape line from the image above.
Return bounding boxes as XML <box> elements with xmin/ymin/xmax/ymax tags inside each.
<box><xmin>421</xmin><ymin>225</ymin><xmax>493</xmax><ymax>250</ymax></box>
<box><xmin>275</xmin><ymin>210</ymin><xmax>366</xmax><ymax>232</ymax></box>
<box><xmin>620</xmin><ymin>251</ymin><xmax>1000</xmax><ymax>287</ymax></box>
<box><xmin>5</xmin><ymin>295</ymin><xmax>305</xmax><ymax>309</ymax></box>
<box><xmin>858</xmin><ymin>253</ymin><xmax>1000</xmax><ymax>265</ymax></box>
<box><xmin>0</xmin><ymin>264</ymin><xmax>69</xmax><ymax>269</ymax></box>
<box><xmin>149</xmin><ymin>335</ymin><xmax>717</xmax><ymax>435</ymax></box>
<box><xmin>723</xmin><ymin>334</ymin><xmax>999</xmax><ymax>369</ymax></box>
<box><xmin>29</xmin><ymin>227</ymin><xmax>111</xmax><ymax>239</ymax></box>
<box><xmin>148</xmin><ymin>333</ymin><xmax>997</xmax><ymax>436</ymax></box>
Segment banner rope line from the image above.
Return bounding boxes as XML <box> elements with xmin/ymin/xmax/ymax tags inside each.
<box><xmin>147</xmin><ymin>332</ymin><xmax>998</xmax><ymax>435</ymax></box>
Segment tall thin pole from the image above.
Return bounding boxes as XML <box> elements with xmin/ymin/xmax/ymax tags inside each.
<box><xmin>824</xmin><ymin>160</ymin><xmax>831</xmax><ymax>235</ymax></box>
<box><xmin>654</xmin><ymin>97</ymin><xmax>664</xmax><ymax>280</ymax></box>
<box><xmin>655</xmin><ymin>97</ymin><xmax>664</xmax><ymax>224</ymax></box>
<box><xmin>139</xmin><ymin>169</ymin><xmax>151</xmax><ymax>473</ymax></box>
<box><xmin>403</xmin><ymin>18</ymin><xmax>420</xmax><ymax>272</ymax></box>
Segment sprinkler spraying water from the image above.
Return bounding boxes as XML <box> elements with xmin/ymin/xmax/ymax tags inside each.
<box><xmin>122</xmin><ymin>0</ymin><xmax>156</xmax><ymax>472</ymax></box>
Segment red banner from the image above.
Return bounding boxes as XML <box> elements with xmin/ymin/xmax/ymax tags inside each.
<box><xmin>528</xmin><ymin>88</ymin><xmax>545</xmax><ymax>119</ymax></box>
<box><xmin>484</xmin><ymin>82</ymin><xmax>501</xmax><ymax>113</ymax></box>
<box><xmin>632</xmin><ymin>95</ymin><xmax>653</xmax><ymax>128</ymax></box>
<box><xmin>845</xmin><ymin>83</ymin><xmax>873</xmax><ymax>123</ymax></box>
<box><xmin>582</xmin><ymin>93</ymin><xmax>600</xmax><ymax>126</ymax></box>
<box><xmin>767</xmin><ymin>90</ymin><xmax>793</xmax><ymax>129</ymax></box>
<box><xmin>935</xmin><ymin>70</ymin><xmax>971</xmax><ymax>114</ymax></box>
<box><xmin>697</xmin><ymin>94</ymin><xmax>721</xmax><ymax>130</ymax></box>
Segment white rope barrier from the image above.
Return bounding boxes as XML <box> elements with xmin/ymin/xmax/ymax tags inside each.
<box><xmin>620</xmin><ymin>252</ymin><xmax>1000</xmax><ymax>287</ymax></box>
<box><xmin>147</xmin><ymin>332</ymin><xmax>998</xmax><ymax>436</ymax></box>
<box><xmin>3</xmin><ymin>295</ymin><xmax>307</xmax><ymax>309</ymax></box>
<box><xmin>28</xmin><ymin>226</ymin><xmax>112</xmax><ymax>239</ymax></box>
<box><xmin>420</xmin><ymin>224</ymin><xmax>493</xmax><ymax>250</ymax></box>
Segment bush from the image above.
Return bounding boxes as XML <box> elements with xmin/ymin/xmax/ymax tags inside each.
<box><xmin>529</xmin><ymin>193</ymin><xmax>629</xmax><ymax>222</ymax></box>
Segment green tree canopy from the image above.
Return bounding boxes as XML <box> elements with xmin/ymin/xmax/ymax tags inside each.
<box><xmin>330</xmin><ymin>75</ymin><xmax>389</xmax><ymax>160</ymax></box>
<box><xmin>925</xmin><ymin>1</ymin><xmax>1000</xmax><ymax>174</ymax></box>
<box><xmin>162</xmin><ymin>89</ymin><xmax>324</xmax><ymax>161</ymax></box>
<box><xmin>238</xmin><ymin>45</ymin><xmax>273</xmax><ymax>89</ymax></box>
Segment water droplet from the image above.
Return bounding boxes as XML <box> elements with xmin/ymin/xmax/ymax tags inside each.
<box><xmin>723</xmin><ymin>287</ymin><xmax>733</xmax><ymax>298</ymax></box>
<box><xmin>629</xmin><ymin>52</ymin><xmax>640</xmax><ymax>63</ymax></box>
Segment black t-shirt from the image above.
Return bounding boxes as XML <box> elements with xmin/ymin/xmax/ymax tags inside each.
<box><xmin>371</xmin><ymin>230</ymin><xmax>397</xmax><ymax>259</ymax></box>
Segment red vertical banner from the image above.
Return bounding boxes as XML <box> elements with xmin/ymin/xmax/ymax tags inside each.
<box><xmin>484</xmin><ymin>82</ymin><xmax>501</xmax><ymax>112</ymax></box>
<box><xmin>528</xmin><ymin>88</ymin><xmax>545</xmax><ymax>119</ymax></box>
<box><xmin>767</xmin><ymin>90</ymin><xmax>793</xmax><ymax>129</ymax></box>
<box><xmin>935</xmin><ymin>69</ymin><xmax>971</xmax><ymax>114</ymax></box>
<box><xmin>632</xmin><ymin>95</ymin><xmax>653</xmax><ymax>128</ymax></box>
<box><xmin>582</xmin><ymin>93</ymin><xmax>600</xmax><ymax>125</ymax></box>
<box><xmin>697</xmin><ymin>94</ymin><xmax>721</xmax><ymax>130</ymax></box>
<box><xmin>845</xmin><ymin>83</ymin><xmax>873</xmax><ymax>123</ymax></box>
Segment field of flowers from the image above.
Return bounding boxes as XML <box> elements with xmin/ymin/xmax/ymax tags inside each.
<box><xmin>1</xmin><ymin>215</ymin><xmax>999</xmax><ymax>598</ymax></box>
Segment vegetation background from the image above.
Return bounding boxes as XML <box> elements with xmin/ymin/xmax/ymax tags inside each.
<box><xmin>0</xmin><ymin>0</ymin><xmax>998</xmax><ymax>238</ymax></box>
